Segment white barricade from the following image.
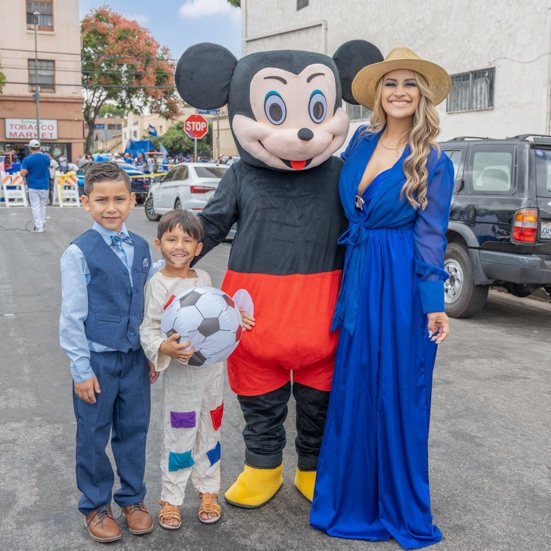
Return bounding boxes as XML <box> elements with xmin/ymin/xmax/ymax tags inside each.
<box><xmin>54</xmin><ymin>172</ymin><xmax>81</xmax><ymax>207</ymax></box>
<box><xmin>1</xmin><ymin>172</ymin><xmax>28</xmax><ymax>207</ymax></box>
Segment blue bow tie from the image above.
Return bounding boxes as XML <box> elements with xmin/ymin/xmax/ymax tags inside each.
<box><xmin>111</xmin><ymin>233</ymin><xmax>133</xmax><ymax>250</ymax></box>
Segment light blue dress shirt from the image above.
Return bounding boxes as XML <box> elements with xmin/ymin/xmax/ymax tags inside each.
<box><xmin>59</xmin><ymin>222</ymin><xmax>158</xmax><ymax>383</ymax></box>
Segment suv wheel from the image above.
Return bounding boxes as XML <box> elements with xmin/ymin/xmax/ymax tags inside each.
<box><xmin>444</xmin><ymin>243</ymin><xmax>489</xmax><ymax>318</ymax></box>
<box><xmin>145</xmin><ymin>196</ymin><xmax>160</xmax><ymax>221</ymax></box>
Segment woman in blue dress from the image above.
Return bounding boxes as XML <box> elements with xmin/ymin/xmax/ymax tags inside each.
<box><xmin>310</xmin><ymin>48</ymin><xmax>454</xmax><ymax>550</ymax></box>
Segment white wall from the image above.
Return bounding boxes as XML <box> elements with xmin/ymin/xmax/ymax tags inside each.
<box><xmin>242</xmin><ymin>0</ymin><xmax>551</xmax><ymax>141</ymax></box>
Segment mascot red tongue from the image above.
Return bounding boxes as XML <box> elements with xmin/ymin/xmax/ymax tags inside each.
<box><xmin>175</xmin><ymin>41</ymin><xmax>382</xmax><ymax>508</ymax></box>
<box><xmin>291</xmin><ymin>160</ymin><xmax>307</xmax><ymax>170</ymax></box>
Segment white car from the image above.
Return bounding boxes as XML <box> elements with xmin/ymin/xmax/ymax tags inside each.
<box><xmin>145</xmin><ymin>162</ymin><xmax>228</xmax><ymax>221</ymax></box>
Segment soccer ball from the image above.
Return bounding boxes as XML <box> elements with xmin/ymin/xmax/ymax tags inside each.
<box><xmin>161</xmin><ymin>286</ymin><xmax>243</xmax><ymax>367</ymax></box>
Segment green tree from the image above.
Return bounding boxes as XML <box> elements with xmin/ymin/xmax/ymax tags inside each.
<box><xmin>81</xmin><ymin>7</ymin><xmax>180</xmax><ymax>154</ymax></box>
<box><xmin>145</xmin><ymin>121</ymin><xmax>213</xmax><ymax>157</ymax></box>
<box><xmin>227</xmin><ymin>0</ymin><xmax>240</xmax><ymax>6</ymax></box>
<box><xmin>0</xmin><ymin>65</ymin><xmax>6</xmax><ymax>94</ymax></box>
<box><xmin>98</xmin><ymin>104</ymin><xmax>128</xmax><ymax>118</ymax></box>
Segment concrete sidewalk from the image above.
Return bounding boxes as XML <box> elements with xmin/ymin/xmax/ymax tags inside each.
<box><xmin>0</xmin><ymin>206</ymin><xmax>549</xmax><ymax>551</ymax></box>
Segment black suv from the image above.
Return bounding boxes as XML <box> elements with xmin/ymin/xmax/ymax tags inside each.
<box><xmin>440</xmin><ymin>135</ymin><xmax>551</xmax><ymax>318</ymax></box>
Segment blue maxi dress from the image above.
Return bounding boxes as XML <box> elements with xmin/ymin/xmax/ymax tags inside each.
<box><xmin>310</xmin><ymin>127</ymin><xmax>455</xmax><ymax>550</ymax></box>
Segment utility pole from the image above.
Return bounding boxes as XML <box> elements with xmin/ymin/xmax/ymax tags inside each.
<box><xmin>216</xmin><ymin>112</ymin><xmax>220</xmax><ymax>161</ymax></box>
<box><xmin>33</xmin><ymin>11</ymin><xmax>41</xmax><ymax>144</ymax></box>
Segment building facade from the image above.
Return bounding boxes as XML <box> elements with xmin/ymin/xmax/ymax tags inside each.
<box><xmin>121</xmin><ymin>111</ymin><xmax>179</xmax><ymax>146</ymax></box>
<box><xmin>241</xmin><ymin>0</ymin><xmax>551</xmax><ymax>142</ymax></box>
<box><xmin>122</xmin><ymin>108</ymin><xmax>239</xmax><ymax>159</ymax></box>
<box><xmin>0</xmin><ymin>0</ymin><xmax>84</xmax><ymax>161</ymax></box>
<box><xmin>84</xmin><ymin>117</ymin><xmax>126</xmax><ymax>155</ymax></box>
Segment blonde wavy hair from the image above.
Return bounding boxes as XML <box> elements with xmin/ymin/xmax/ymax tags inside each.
<box><xmin>364</xmin><ymin>72</ymin><xmax>441</xmax><ymax>209</ymax></box>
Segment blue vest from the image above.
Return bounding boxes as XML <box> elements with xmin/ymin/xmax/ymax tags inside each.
<box><xmin>72</xmin><ymin>229</ymin><xmax>151</xmax><ymax>352</ymax></box>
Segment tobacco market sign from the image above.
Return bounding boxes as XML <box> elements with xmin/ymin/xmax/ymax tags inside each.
<box><xmin>5</xmin><ymin>119</ymin><xmax>58</xmax><ymax>140</ymax></box>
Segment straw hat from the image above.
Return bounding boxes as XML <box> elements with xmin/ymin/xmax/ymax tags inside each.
<box><xmin>351</xmin><ymin>47</ymin><xmax>451</xmax><ymax>110</ymax></box>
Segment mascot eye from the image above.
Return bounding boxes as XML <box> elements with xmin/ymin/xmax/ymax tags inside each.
<box><xmin>264</xmin><ymin>92</ymin><xmax>286</xmax><ymax>125</ymax></box>
<box><xmin>309</xmin><ymin>90</ymin><xmax>327</xmax><ymax>124</ymax></box>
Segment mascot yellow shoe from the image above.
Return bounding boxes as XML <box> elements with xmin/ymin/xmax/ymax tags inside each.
<box><xmin>225</xmin><ymin>464</ymin><xmax>283</xmax><ymax>508</ymax></box>
<box><xmin>294</xmin><ymin>468</ymin><xmax>316</xmax><ymax>502</ymax></box>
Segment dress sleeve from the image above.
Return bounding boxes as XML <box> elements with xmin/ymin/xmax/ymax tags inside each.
<box><xmin>139</xmin><ymin>277</ymin><xmax>172</xmax><ymax>372</ymax></box>
<box><xmin>413</xmin><ymin>154</ymin><xmax>455</xmax><ymax>314</ymax></box>
<box><xmin>340</xmin><ymin>125</ymin><xmax>365</xmax><ymax>161</ymax></box>
<box><xmin>192</xmin><ymin>166</ymin><xmax>239</xmax><ymax>265</ymax></box>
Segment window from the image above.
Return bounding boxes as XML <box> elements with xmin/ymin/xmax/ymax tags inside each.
<box><xmin>195</xmin><ymin>166</ymin><xmax>228</xmax><ymax>178</ymax></box>
<box><xmin>442</xmin><ymin>149</ymin><xmax>465</xmax><ymax>192</ymax></box>
<box><xmin>471</xmin><ymin>150</ymin><xmax>513</xmax><ymax>193</ymax></box>
<box><xmin>297</xmin><ymin>0</ymin><xmax>309</xmax><ymax>9</ymax></box>
<box><xmin>447</xmin><ymin>68</ymin><xmax>495</xmax><ymax>113</ymax></box>
<box><xmin>442</xmin><ymin>150</ymin><xmax>462</xmax><ymax>179</ymax></box>
<box><xmin>173</xmin><ymin>166</ymin><xmax>189</xmax><ymax>181</ymax></box>
<box><xmin>534</xmin><ymin>149</ymin><xmax>551</xmax><ymax>196</ymax></box>
<box><xmin>28</xmin><ymin>59</ymin><xmax>54</xmax><ymax>91</ymax></box>
<box><xmin>107</xmin><ymin>124</ymin><xmax>122</xmax><ymax>130</ymax></box>
<box><xmin>345</xmin><ymin>102</ymin><xmax>371</xmax><ymax>122</ymax></box>
<box><xmin>162</xmin><ymin>167</ymin><xmax>180</xmax><ymax>182</ymax></box>
<box><xmin>133</xmin><ymin>130</ymin><xmax>137</xmax><ymax>139</ymax></box>
<box><xmin>26</xmin><ymin>1</ymin><xmax>53</xmax><ymax>31</ymax></box>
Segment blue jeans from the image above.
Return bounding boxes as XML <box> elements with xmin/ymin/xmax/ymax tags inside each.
<box><xmin>73</xmin><ymin>348</ymin><xmax>151</xmax><ymax>515</ymax></box>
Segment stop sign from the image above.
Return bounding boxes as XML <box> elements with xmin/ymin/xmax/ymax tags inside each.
<box><xmin>184</xmin><ymin>115</ymin><xmax>208</xmax><ymax>139</ymax></box>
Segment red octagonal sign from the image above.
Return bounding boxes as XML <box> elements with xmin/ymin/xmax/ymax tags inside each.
<box><xmin>184</xmin><ymin>114</ymin><xmax>208</xmax><ymax>139</ymax></box>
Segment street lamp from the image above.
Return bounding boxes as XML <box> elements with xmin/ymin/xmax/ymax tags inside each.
<box><xmin>33</xmin><ymin>11</ymin><xmax>40</xmax><ymax>145</ymax></box>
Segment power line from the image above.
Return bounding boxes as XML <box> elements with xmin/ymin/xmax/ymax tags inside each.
<box><xmin>0</xmin><ymin>55</ymin><xmax>175</xmax><ymax>67</ymax></box>
<box><xmin>0</xmin><ymin>47</ymin><xmax>81</xmax><ymax>56</ymax></box>
<box><xmin>0</xmin><ymin>46</ymin><xmax>178</xmax><ymax>62</ymax></box>
<box><xmin>2</xmin><ymin>64</ymin><xmax>175</xmax><ymax>77</ymax></box>
<box><xmin>6</xmin><ymin>81</ymin><xmax>176</xmax><ymax>89</ymax></box>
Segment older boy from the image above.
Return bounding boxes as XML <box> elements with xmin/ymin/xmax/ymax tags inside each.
<box><xmin>59</xmin><ymin>163</ymin><xmax>154</xmax><ymax>543</ymax></box>
<box><xmin>20</xmin><ymin>139</ymin><xmax>50</xmax><ymax>232</ymax></box>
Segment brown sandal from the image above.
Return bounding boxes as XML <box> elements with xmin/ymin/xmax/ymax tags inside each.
<box><xmin>155</xmin><ymin>500</ymin><xmax>181</xmax><ymax>530</ymax></box>
<box><xmin>198</xmin><ymin>493</ymin><xmax>221</xmax><ymax>524</ymax></box>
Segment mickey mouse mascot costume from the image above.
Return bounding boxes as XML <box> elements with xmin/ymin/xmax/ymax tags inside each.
<box><xmin>175</xmin><ymin>40</ymin><xmax>382</xmax><ymax>508</ymax></box>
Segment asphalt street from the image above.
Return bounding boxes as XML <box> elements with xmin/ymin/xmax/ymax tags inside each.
<box><xmin>0</xmin><ymin>205</ymin><xmax>550</xmax><ymax>551</ymax></box>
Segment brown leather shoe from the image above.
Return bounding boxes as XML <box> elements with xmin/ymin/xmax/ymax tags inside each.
<box><xmin>122</xmin><ymin>502</ymin><xmax>154</xmax><ymax>535</ymax></box>
<box><xmin>84</xmin><ymin>505</ymin><xmax>121</xmax><ymax>543</ymax></box>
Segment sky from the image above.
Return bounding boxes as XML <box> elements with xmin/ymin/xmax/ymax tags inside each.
<box><xmin>79</xmin><ymin>0</ymin><xmax>242</xmax><ymax>61</ymax></box>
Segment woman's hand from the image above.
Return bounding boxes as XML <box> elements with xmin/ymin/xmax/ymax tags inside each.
<box><xmin>427</xmin><ymin>311</ymin><xmax>450</xmax><ymax>343</ymax></box>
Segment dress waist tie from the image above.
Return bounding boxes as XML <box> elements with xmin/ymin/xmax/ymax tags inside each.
<box><xmin>331</xmin><ymin>221</ymin><xmax>415</xmax><ymax>336</ymax></box>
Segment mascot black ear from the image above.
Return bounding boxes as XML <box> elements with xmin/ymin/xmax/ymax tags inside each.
<box><xmin>333</xmin><ymin>40</ymin><xmax>384</xmax><ymax>105</ymax></box>
<box><xmin>175</xmin><ymin>43</ymin><xmax>238</xmax><ymax>109</ymax></box>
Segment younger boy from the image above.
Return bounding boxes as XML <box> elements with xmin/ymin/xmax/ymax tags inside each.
<box><xmin>60</xmin><ymin>162</ymin><xmax>154</xmax><ymax>542</ymax></box>
<box><xmin>139</xmin><ymin>210</ymin><xmax>254</xmax><ymax>528</ymax></box>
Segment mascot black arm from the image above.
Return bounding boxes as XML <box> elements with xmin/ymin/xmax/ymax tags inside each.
<box><xmin>192</xmin><ymin>165</ymin><xmax>239</xmax><ymax>265</ymax></box>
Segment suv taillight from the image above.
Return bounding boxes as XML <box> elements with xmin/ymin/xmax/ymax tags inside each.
<box><xmin>190</xmin><ymin>186</ymin><xmax>215</xmax><ymax>194</ymax></box>
<box><xmin>513</xmin><ymin>209</ymin><xmax>538</xmax><ymax>242</ymax></box>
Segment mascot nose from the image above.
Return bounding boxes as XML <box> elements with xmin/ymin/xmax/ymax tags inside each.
<box><xmin>297</xmin><ymin>128</ymin><xmax>314</xmax><ymax>141</ymax></box>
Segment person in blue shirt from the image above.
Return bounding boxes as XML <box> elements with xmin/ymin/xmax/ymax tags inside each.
<box><xmin>310</xmin><ymin>48</ymin><xmax>454</xmax><ymax>549</ymax></box>
<box><xmin>59</xmin><ymin>162</ymin><xmax>156</xmax><ymax>543</ymax></box>
<box><xmin>20</xmin><ymin>140</ymin><xmax>50</xmax><ymax>232</ymax></box>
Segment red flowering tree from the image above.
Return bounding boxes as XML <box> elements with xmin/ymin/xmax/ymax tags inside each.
<box><xmin>81</xmin><ymin>7</ymin><xmax>180</xmax><ymax>153</ymax></box>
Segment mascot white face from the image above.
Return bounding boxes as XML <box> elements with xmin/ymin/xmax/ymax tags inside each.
<box><xmin>175</xmin><ymin>41</ymin><xmax>384</xmax><ymax>172</ymax></box>
<box><xmin>232</xmin><ymin>64</ymin><xmax>348</xmax><ymax>171</ymax></box>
